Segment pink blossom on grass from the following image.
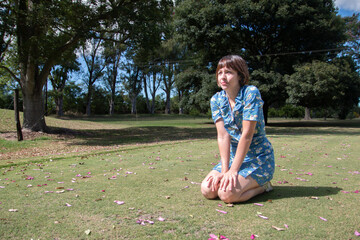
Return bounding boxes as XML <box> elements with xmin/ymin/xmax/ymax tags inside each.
<box><xmin>319</xmin><ymin>216</ymin><xmax>327</xmax><ymax>221</ymax></box>
<box><xmin>257</xmin><ymin>214</ymin><xmax>268</xmax><ymax>220</ymax></box>
<box><xmin>158</xmin><ymin>217</ymin><xmax>165</xmax><ymax>221</ymax></box>
<box><xmin>254</xmin><ymin>203</ymin><xmax>263</xmax><ymax>206</ymax></box>
<box><xmin>216</xmin><ymin>209</ymin><xmax>227</xmax><ymax>214</ymax></box>
<box><xmin>114</xmin><ymin>200</ymin><xmax>124</xmax><ymax>205</ymax></box>
<box><xmin>355</xmin><ymin>230</ymin><xmax>360</xmax><ymax>236</ymax></box>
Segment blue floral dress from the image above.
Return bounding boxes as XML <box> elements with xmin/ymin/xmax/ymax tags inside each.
<box><xmin>210</xmin><ymin>85</ymin><xmax>275</xmax><ymax>186</ymax></box>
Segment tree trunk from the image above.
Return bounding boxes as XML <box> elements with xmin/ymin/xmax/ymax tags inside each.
<box><xmin>143</xmin><ymin>75</ymin><xmax>151</xmax><ymax>113</ymax></box>
<box><xmin>22</xmin><ymin>88</ymin><xmax>47</xmax><ymax>132</ymax></box>
<box><xmin>165</xmin><ymin>89</ymin><xmax>171</xmax><ymax>114</ymax></box>
<box><xmin>131</xmin><ymin>96</ymin><xmax>137</xmax><ymax>114</ymax></box>
<box><xmin>178</xmin><ymin>90</ymin><xmax>184</xmax><ymax>115</ymax></box>
<box><xmin>109</xmin><ymin>98</ymin><xmax>115</xmax><ymax>115</ymax></box>
<box><xmin>109</xmin><ymin>85</ymin><xmax>116</xmax><ymax>116</ymax></box>
<box><xmin>14</xmin><ymin>89</ymin><xmax>23</xmax><ymax>141</ymax></box>
<box><xmin>86</xmin><ymin>83</ymin><xmax>93</xmax><ymax>116</ymax></box>
<box><xmin>304</xmin><ymin>107</ymin><xmax>311</xmax><ymax>120</ymax></box>
<box><xmin>56</xmin><ymin>93</ymin><xmax>64</xmax><ymax>117</ymax></box>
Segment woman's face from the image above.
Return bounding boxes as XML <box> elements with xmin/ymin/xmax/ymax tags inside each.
<box><xmin>217</xmin><ymin>66</ymin><xmax>240</xmax><ymax>91</ymax></box>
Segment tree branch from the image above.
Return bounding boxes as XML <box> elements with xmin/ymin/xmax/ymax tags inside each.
<box><xmin>0</xmin><ymin>65</ymin><xmax>20</xmax><ymax>82</ymax></box>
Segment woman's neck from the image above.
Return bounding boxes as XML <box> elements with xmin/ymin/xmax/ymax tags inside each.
<box><xmin>225</xmin><ymin>85</ymin><xmax>240</xmax><ymax>101</ymax></box>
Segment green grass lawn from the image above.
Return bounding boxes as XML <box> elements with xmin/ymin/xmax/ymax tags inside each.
<box><xmin>0</xmin><ymin>109</ymin><xmax>359</xmax><ymax>239</ymax></box>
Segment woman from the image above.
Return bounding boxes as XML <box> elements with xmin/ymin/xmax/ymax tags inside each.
<box><xmin>201</xmin><ymin>55</ymin><xmax>275</xmax><ymax>203</ymax></box>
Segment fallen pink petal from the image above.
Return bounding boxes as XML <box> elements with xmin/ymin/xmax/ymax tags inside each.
<box><xmin>254</xmin><ymin>203</ymin><xmax>264</xmax><ymax>206</ymax></box>
<box><xmin>65</xmin><ymin>203</ymin><xmax>72</xmax><ymax>207</ymax></box>
<box><xmin>257</xmin><ymin>214</ymin><xmax>268</xmax><ymax>220</ymax></box>
<box><xmin>158</xmin><ymin>217</ymin><xmax>165</xmax><ymax>221</ymax></box>
<box><xmin>251</xmin><ymin>234</ymin><xmax>256</xmax><ymax>239</ymax></box>
<box><xmin>355</xmin><ymin>230</ymin><xmax>360</xmax><ymax>236</ymax></box>
<box><xmin>114</xmin><ymin>200</ymin><xmax>125</xmax><ymax>205</ymax></box>
<box><xmin>319</xmin><ymin>216</ymin><xmax>327</xmax><ymax>221</ymax></box>
<box><xmin>216</xmin><ymin>209</ymin><xmax>227</xmax><ymax>214</ymax></box>
<box><xmin>284</xmin><ymin>224</ymin><xmax>289</xmax><ymax>228</ymax></box>
<box><xmin>209</xmin><ymin>233</ymin><xmax>218</xmax><ymax>239</ymax></box>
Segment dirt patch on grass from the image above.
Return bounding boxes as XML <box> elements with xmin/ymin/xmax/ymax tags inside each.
<box><xmin>0</xmin><ymin>128</ymin><xmax>111</xmax><ymax>162</ymax></box>
<box><xmin>0</xmin><ymin>130</ymin><xmax>52</xmax><ymax>141</ymax></box>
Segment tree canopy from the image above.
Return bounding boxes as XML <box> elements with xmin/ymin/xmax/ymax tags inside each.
<box><xmin>0</xmin><ymin>0</ymin><xmax>359</xmax><ymax>130</ymax></box>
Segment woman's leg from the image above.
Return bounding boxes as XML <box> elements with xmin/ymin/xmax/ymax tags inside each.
<box><xmin>217</xmin><ymin>175</ymin><xmax>265</xmax><ymax>203</ymax></box>
<box><xmin>201</xmin><ymin>170</ymin><xmax>222</xmax><ymax>199</ymax></box>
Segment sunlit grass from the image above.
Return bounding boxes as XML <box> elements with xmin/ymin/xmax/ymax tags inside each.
<box><xmin>1</xmin><ymin>108</ymin><xmax>360</xmax><ymax>239</ymax></box>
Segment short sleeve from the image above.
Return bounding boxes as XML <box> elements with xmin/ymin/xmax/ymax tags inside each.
<box><xmin>243</xmin><ymin>86</ymin><xmax>264</xmax><ymax>121</ymax></box>
<box><xmin>210</xmin><ymin>94</ymin><xmax>222</xmax><ymax>123</ymax></box>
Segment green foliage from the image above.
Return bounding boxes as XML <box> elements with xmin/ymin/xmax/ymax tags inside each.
<box><xmin>176</xmin><ymin>68</ymin><xmax>217</xmax><ymax>113</ymax></box>
<box><xmin>331</xmin><ymin>57</ymin><xmax>360</xmax><ymax>119</ymax></box>
<box><xmin>286</xmin><ymin>59</ymin><xmax>360</xmax><ymax>119</ymax></box>
<box><xmin>286</xmin><ymin>61</ymin><xmax>339</xmax><ymax>108</ymax></box>
<box><xmin>268</xmin><ymin>105</ymin><xmax>304</xmax><ymax>118</ymax></box>
<box><xmin>174</xmin><ymin>0</ymin><xmax>347</xmax><ymax>122</ymax></box>
<box><xmin>342</xmin><ymin>13</ymin><xmax>360</xmax><ymax>65</ymax></box>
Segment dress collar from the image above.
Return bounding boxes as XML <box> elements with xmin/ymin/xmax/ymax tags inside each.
<box><xmin>219</xmin><ymin>86</ymin><xmax>246</xmax><ymax>112</ymax></box>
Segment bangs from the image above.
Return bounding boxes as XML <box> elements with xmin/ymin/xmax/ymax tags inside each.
<box><xmin>215</xmin><ymin>55</ymin><xmax>250</xmax><ymax>86</ymax></box>
<box><xmin>217</xmin><ymin>57</ymin><xmax>237</xmax><ymax>72</ymax></box>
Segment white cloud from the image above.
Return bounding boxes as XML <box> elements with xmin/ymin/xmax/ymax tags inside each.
<box><xmin>335</xmin><ymin>0</ymin><xmax>360</xmax><ymax>11</ymax></box>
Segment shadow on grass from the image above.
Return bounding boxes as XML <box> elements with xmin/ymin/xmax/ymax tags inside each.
<box><xmin>51</xmin><ymin>126</ymin><xmax>217</xmax><ymax>147</ymax></box>
<box><xmin>267</xmin><ymin>119</ymin><xmax>360</xmax><ymax>136</ymax></box>
<box><xmin>246</xmin><ymin>186</ymin><xmax>342</xmax><ymax>204</ymax></box>
<box><xmin>46</xmin><ymin>118</ymin><xmax>360</xmax><ymax>147</ymax></box>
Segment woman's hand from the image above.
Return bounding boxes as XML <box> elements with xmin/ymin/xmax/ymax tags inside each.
<box><xmin>206</xmin><ymin>172</ymin><xmax>224</xmax><ymax>192</ymax></box>
<box><xmin>219</xmin><ymin>170</ymin><xmax>238</xmax><ymax>192</ymax></box>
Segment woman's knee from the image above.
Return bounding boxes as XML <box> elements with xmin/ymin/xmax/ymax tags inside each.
<box><xmin>218</xmin><ymin>190</ymin><xmax>245</xmax><ymax>203</ymax></box>
<box><xmin>201</xmin><ymin>181</ymin><xmax>218</xmax><ymax>199</ymax></box>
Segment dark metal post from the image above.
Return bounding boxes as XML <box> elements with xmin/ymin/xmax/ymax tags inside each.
<box><xmin>14</xmin><ymin>89</ymin><xmax>23</xmax><ymax>141</ymax></box>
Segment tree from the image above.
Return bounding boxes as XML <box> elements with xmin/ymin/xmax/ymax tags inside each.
<box><xmin>102</xmin><ymin>34</ymin><xmax>126</xmax><ymax>115</ymax></box>
<box><xmin>285</xmin><ymin>61</ymin><xmax>340</xmax><ymax>120</ymax></box>
<box><xmin>174</xmin><ymin>0</ymin><xmax>346</xmax><ymax>121</ymax></box>
<box><xmin>342</xmin><ymin>13</ymin><xmax>360</xmax><ymax>65</ymax></box>
<box><xmin>81</xmin><ymin>38</ymin><xmax>106</xmax><ymax>116</ymax></box>
<box><xmin>331</xmin><ymin>57</ymin><xmax>360</xmax><ymax>119</ymax></box>
<box><xmin>0</xmin><ymin>0</ymin><xmax>173</xmax><ymax>131</ymax></box>
<box><xmin>123</xmin><ymin>63</ymin><xmax>142</xmax><ymax>114</ymax></box>
<box><xmin>143</xmin><ymin>67</ymin><xmax>162</xmax><ymax>114</ymax></box>
<box><xmin>49</xmin><ymin>52</ymin><xmax>79</xmax><ymax>116</ymax></box>
<box><xmin>250</xmin><ymin>70</ymin><xmax>286</xmax><ymax>124</ymax></box>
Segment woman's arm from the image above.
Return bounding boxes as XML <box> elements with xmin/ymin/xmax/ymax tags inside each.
<box><xmin>205</xmin><ymin>119</ymin><xmax>231</xmax><ymax>191</ymax></box>
<box><xmin>219</xmin><ymin>120</ymin><xmax>256</xmax><ymax>191</ymax></box>
<box><xmin>215</xmin><ymin>119</ymin><xmax>231</xmax><ymax>173</ymax></box>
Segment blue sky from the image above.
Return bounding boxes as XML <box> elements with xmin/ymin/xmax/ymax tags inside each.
<box><xmin>335</xmin><ymin>0</ymin><xmax>360</xmax><ymax>17</ymax></box>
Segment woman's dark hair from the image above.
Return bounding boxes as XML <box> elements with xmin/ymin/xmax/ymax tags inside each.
<box><xmin>216</xmin><ymin>55</ymin><xmax>250</xmax><ymax>87</ymax></box>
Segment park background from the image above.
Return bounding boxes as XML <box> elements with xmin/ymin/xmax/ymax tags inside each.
<box><xmin>0</xmin><ymin>0</ymin><xmax>360</xmax><ymax>131</ymax></box>
<box><xmin>0</xmin><ymin>0</ymin><xmax>360</xmax><ymax>239</ymax></box>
